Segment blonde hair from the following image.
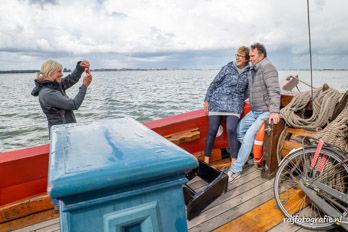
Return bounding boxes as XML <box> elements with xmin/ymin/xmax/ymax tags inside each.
<box><xmin>36</xmin><ymin>60</ymin><xmax>63</xmax><ymax>81</ymax></box>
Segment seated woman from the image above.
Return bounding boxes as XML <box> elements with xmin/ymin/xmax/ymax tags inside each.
<box><xmin>31</xmin><ymin>60</ymin><xmax>92</xmax><ymax>134</ymax></box>
<box><xmin>203</xmin><ymin>46</ymin><xmax>250</xmax><ymax>164</ymax></box>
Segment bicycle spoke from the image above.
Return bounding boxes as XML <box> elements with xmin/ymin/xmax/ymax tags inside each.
<box><xmin>287</xmin><ymin>158</ymin><xmax>306</xmax><ymax>177</ymax></box>
<box><xmin>303</xmin><ymin>154</ymin><xmax>310</xmax><ymax>179</ymax></box>
<box><xmin>288</xmin><ymin>194</ymin><xmax>307</xmax><ymax>213</ymax></box>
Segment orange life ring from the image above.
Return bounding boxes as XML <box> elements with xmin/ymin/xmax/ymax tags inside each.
<box><xmin>253</xmin><ymin>123</ymin><xmax>265</xmax><ymax>165</ymax></box>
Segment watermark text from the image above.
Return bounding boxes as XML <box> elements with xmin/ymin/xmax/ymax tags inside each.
<box><xmin>284</xmin><ymin>215</ymin><xmax>342</xmax><ymax>224</ymax></box>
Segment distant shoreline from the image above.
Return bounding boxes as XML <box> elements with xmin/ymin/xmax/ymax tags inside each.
<box><xmin>0</xmin><ymin>68</ymin><xmax>347</xmax><ymax>74</ymax></box>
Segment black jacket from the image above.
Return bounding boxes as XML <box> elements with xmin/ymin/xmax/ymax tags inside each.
<box><xmin>31</xmin><ymin>63</ymin><xmax>87</xmax><ymax>131</ymax></box>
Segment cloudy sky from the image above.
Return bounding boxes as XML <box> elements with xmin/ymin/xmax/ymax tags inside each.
<box><xmin>0</xmin><ymin>0</ymin><xmax>347</xmax><ymax>70</ymax></box>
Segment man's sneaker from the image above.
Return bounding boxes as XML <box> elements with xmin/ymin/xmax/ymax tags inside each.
<box><xmin>227</xmin><ymin>171</ymin><xmax>241</xmax><ymax>182</ymax></box>
<box><xmin>247</xmin><ymin>158</ymin><xmax>254</xmax><ymax>165</ymax></box>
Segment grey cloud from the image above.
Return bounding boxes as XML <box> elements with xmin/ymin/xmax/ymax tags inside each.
<box><xmin>1</xmin><ymin>0</ymin><xmax>348</xmax><ymax>70</ymax></box>
<box><xmin>0</xmin><ymin>48</ymin><xmax>75</xmax><ymax>60</ymax></box>
<box><xmin>117</xmin><ymin>45</ymin><xmax>348</xmax><ymax>70</ymax></box>
<box><xmin>27</xmin><ymin>0</ymin><xmax>58</xmax><ymax>7</ymax></box>
<box><xmin>313</xmin><ymin>0</ymin><xmax>326</xmax><ymax>10</ymax></box>
<box><xmin>111</xmin><ymin>11</ymin><xmax>128</xmax><ymax>18</ymax></box>
<box><xmin>129</xmin><ymin>48</ymin><xmax>231</xmax><ymax>59</ymax></box>
<box><xmin>1</xmin><ymin>45</ymin><xmax>348</xmax><ymax>71</ymax></box>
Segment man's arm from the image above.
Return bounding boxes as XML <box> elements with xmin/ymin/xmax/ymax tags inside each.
<box><xmin>244</xmin><ymin>82</ymin><xmax>250</xmax><ymax>100</ymax></box>
<box><xmin>263</xmin><ymin>63</ymin><xmax>281</xmax><ymax>124</ymax></box>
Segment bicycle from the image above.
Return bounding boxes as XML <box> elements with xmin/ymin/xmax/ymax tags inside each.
<box><xmin>274</xmin><ymin>136</ymin><xmax>348</xmax><ymax>231</ymax></box>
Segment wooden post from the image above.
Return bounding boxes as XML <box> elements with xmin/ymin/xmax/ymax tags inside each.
<box><xmin>261</xmin><ymin>119</ymin><xmax>285</xmax><ymax>179</ymax></box>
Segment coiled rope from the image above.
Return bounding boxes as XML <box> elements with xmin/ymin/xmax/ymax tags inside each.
<box><xmin>313</xmin><ymin>107</ymin><xmax>348</xmax><ymax>152</ymax></box>
<box><xmin>281</xmin><ymin>85</ymin><xmax>347</xmax><ymax>151</ymax></box>
<box><xmin>280</xmin><ymin>85</ymin><xmax>343</xmax><ymax>130</ymax></box>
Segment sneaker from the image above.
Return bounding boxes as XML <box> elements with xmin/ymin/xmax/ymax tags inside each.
<box><xmin>247</xmin><ymin>158</ymin><xmax>254</xmax><ymax>165</ymax></box>
<box><xmin>227</xmin><ymin>171</ymin><xmax>241</xmax><ymax>182</ymax></box>
<box><xmin>256</xmin><ymin>163</ymin><xmax>263</xmax><ymax>170</ymax></box>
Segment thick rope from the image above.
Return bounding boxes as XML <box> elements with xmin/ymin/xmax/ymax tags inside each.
<box><xmin>313</xmin><ymin>107</ymin><xmax>348</xmax><ymax>152</ymax></box>
<box><xmin>281</xmin><ymin>85</ymin><xmax>347</xmax><ymax>151</ymax></box>
<box><xmin>280</xmin><ymin>86</ymin><xmax>343</xmax><ymax>130</ymax></box>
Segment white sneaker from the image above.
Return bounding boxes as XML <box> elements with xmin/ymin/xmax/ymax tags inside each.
<box><xmin>227</xmin><ymin>171</ymin><xmax>241</xmax><ymax>182</ymax></box>
<box><xmin>227</xmin><ymin>171</ymin><xmax>233</xmax><ymax>180</ymax></box>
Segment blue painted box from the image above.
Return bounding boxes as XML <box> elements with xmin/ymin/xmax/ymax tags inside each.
<box><xmin>48</xmin><ymin>118</ymin><xmax>198</xmax><ymax>232</ymax></box>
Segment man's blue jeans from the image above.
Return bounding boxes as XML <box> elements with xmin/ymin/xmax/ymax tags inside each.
<box><xmin>229</xmin><ymin>111</ymin><xmax>270</xmax><ymax>174</ymax></box>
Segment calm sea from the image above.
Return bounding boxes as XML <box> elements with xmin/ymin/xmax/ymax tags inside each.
<box><xmin>0</xmin><ymin>70</ymin><xmax>347</xmax><ymax>152</ymax></box>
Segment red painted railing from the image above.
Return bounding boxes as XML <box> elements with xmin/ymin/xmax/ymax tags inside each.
<box><xmin>0</xmin><ymin>106</ymin><xmax>250</xmax><ymax>206</ymax></box>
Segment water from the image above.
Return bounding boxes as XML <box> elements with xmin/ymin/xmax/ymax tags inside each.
<box><xmin>0</xmin><ymin>70</ymin><xmax>347</xmax><ymax>152</ymax></box>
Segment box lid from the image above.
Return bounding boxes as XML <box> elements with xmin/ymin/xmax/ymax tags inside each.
<box><xmin>48</xmin><ymin>118</ymin><xmax>198</xmax><ymax>198</ymax></box>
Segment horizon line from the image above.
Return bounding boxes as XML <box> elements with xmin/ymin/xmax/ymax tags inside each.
<box><xmin>1</xmin><ymin>68</ymin><xmax>347</xmax><ymax>73</ymax></box>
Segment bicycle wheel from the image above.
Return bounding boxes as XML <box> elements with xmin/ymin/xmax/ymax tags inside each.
<box><xmin>274</xmin><ymin>146</ymin><xmax>348</xmax><ymax>230</ymax></box>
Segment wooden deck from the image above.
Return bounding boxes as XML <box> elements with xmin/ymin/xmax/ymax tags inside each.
<box><xmin>11</xmin><ymin>165</ymin><xmax>332</xmax><ymax>232</ymax></box>
<box><xmin>187</xmin><ymin>164</ymin><xmax>305</xmax><ymax>232</ymax></box>
<box><xmin>13</xmin><ymin>218</ymin><xmax>59</xmax><ymax>232</ymax></box>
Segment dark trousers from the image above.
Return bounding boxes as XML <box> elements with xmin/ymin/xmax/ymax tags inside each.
<box><xmin>205</xmin><ymin>115</ymin><xmax>239</xmax><ymax>158</ymax></box>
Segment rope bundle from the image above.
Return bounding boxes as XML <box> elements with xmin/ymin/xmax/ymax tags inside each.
<box><xmin>281</xmin><ymin>85</ymin><xmax>347</xmax><ymax>151</ymax></box>
<box><xmin>313</xmin><ymin>107</ymin><xmax>348</xmax><ymax>152</ymax></box>
<box><xmin>280</xmin><ymin>86</ymin><xmax>343</xmax><ymax>130</ymax></box>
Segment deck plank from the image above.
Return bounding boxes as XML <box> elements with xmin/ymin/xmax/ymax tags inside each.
<box><xmin>12</xmin><ymin>218</ymin><xmax>59</xmax><ymax>232</ymax></box>
<box><xmin>215</xmin><ymin>187</ymin><xmax>309</xmax><ymax>232</ymax></box>
<box><xmin>35</xmin><ymin>222</ymin><xmax>60</xmax><ymax>232</ymax></box>
<box><xmin>189</xmin><ymin>188</ymin><xmax>275</xmax><ymax>232</ymax></box>
<box><xmin>202</xmin><ymin>173</ymin><xmax>268</xmax><ymax>212</ymax></box>
<box><xmin>268</xmin><ymin>221</ymin><xmax>302</xmax><ymax>232</ymax></box>
<box><xmin>0</xmin><ymin>210</ymin><xmax>58</xmax><ymax>232</ymax></box>
<box><xmin>188</xmin><ymin>179</ymin><xmax>273</xmax><ymax>229</ymax></box>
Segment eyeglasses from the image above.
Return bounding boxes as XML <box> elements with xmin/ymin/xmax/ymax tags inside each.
<box><xmin>235</xmin><ymin>53</ymin><xmax>246</xmax><ymax>58</ymax></box>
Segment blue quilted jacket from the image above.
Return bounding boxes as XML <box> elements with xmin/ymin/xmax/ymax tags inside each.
<box><xmin>204</xmin><ymin>61</ymin><xmax>249</xmax><ymax>114</ymax></box>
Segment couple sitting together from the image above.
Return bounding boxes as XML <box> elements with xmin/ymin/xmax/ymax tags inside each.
<box><xmin>203</xmin><ymin>42</ymin><xmax>281</xmax><ymax>182</ymax></box>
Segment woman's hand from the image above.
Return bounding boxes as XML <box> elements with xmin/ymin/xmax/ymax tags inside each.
<box><xmin>80</xmin><ymin>60</ymin><xmax>90</xmax><ymax>69</ymax></box>
<box><xmin>203</xmin><ymin>101</ymin><xmax>209</xmax><ymax>112</ymax></box>
<box><xmin>80</xmin><ymin>60</ymin><xmax>91</xmax><ymax>75</ymax></box>
<box><xmin>83</xmin><ymin>73</ymin><xmax>92</xmax><ymax>87</ymax></box>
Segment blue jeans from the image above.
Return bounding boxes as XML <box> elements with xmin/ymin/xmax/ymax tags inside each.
<box><xmin>229</xmin><ymin>111</ymin><xmax>270</xmax><ymax>174</ymax></box>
